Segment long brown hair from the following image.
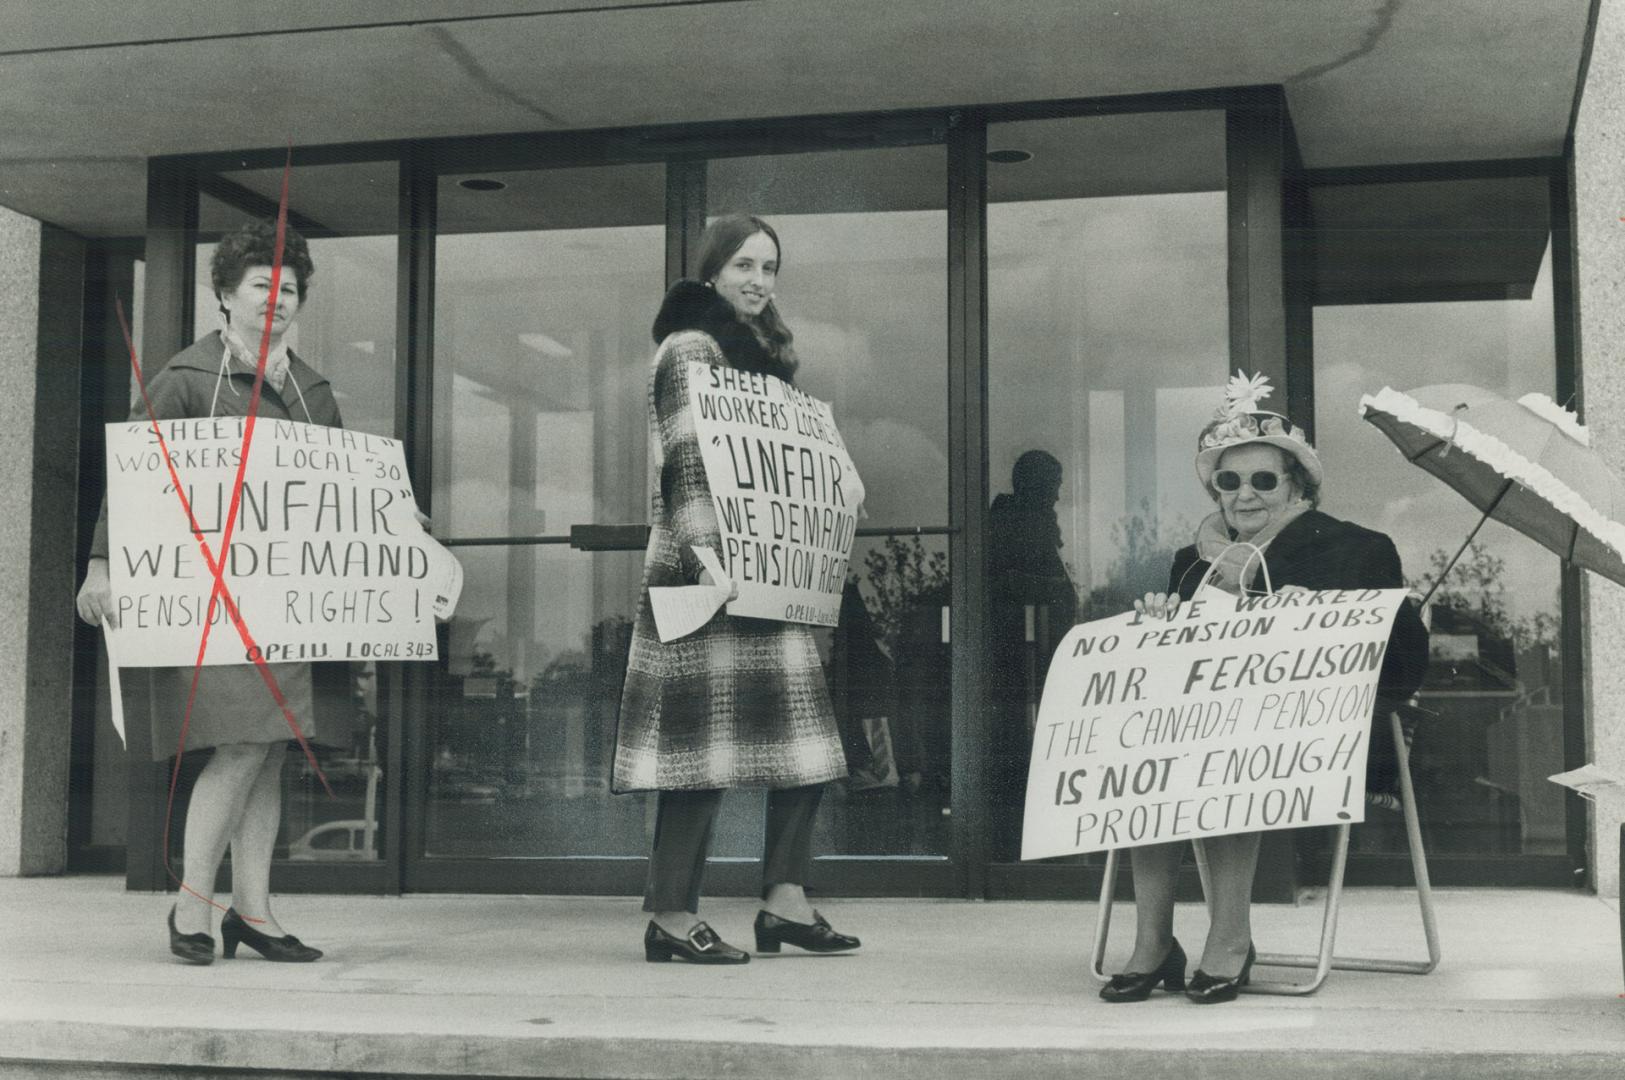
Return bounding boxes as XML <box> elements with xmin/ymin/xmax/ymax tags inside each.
<box><xmin>695</xmin><ymin>214</ymin><xmax>797</xmax><ymax>376</ymax></box>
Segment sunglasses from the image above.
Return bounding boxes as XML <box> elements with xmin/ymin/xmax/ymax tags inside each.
<box><xmin>1213</xmin><ymin>469</ymin><xmax>1286</xmax><ymax>493</ymax></box>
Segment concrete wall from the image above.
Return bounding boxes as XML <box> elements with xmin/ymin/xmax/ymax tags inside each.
<box><xmin>0</xmin><ymin>206</ymin><xmax>47</xmax><ymax>873</ymax></box>
<box><xmin>1576</xmin><ymin>0</ymin><xmax>1625</xmax><ymax>899</ymax></box>
<box><xmin>0</xmin><ymin>206</ymin><xmax>85</xmax><ymax>876</ymax></box>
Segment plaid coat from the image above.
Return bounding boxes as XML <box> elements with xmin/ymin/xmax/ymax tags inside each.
<box><xmin>613</xmin><ymin>281</ymin><xmax>846</xmax><ymax>793</ymax></box>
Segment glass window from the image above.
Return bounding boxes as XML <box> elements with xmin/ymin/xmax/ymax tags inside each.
<box><xmin>1312</xmin><ymin>176</ymin><xmax>1563</xmax><ymax>859</ymax></box>
<box><xmin>985</xmin><ymin>111</ymin><xmax>1229</xmax><ymax>860</ymax></box>
<box><xmin>77</xmin><ymin>248</ymin><xmax>144</xmax><ymax>864</ymax></box>
<box><xmin>711</xmin><ymin>145</ymin><xmax>953</xmax><ymax>855</ymax></box>
<box><xmin>425</xmin><ymin>163</ymin><xmax>666</xmax><ymax>858</ymax></box>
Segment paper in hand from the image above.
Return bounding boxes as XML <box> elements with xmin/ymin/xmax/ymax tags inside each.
<box><xmin>649</xmin><ymin>545</ymin><xmax>731</xmax><ymax>642</ymax></box>
<box><xmin>421</xmin><ymin>535</ymin><xmax>465</xmax><ymax>619</ymax></box>
<box><xmin>102</xmin><ymin>626</ymin><xmax>127</xmax><ymax>749</ymax></box>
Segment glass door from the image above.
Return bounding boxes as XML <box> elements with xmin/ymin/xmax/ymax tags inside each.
<box><xmin>410</xmin><ymin>139</ymin><xmax>955</xmax><ymax>895</ymax></box>
<box><xmin>411</xmin><ymin>162</ymin><xmax>667</xmax><ymax>891</ymax></box>
<box><xmin>983</xmin><ymin>110</ymin><xmax>1230</xmax><ymax>895</ymax></box>
<box><xmin>708</xmin><ymin>145</ymin><xmax>953</xmax><ymax>888</ymax></box>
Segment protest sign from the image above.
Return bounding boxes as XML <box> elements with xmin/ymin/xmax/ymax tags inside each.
<box><xmin>687</xmin><ymin>361</ymin><xmax>865</xmax><ymax>626</ymax></box>
<box><xmin>104</xmin><ymin>417</ymin><xmax>462</xmax><ymax>667</ymax></box>
<box><xmin>1020</xmin><ymin>587</ymin><xmax>1409</xmax><ymax>860</ymax></box>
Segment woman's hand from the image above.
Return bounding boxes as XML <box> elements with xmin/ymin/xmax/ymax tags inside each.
<box><xmin>1134</xmin><ymin>591</ymin><xmax>1181</xmax><ymax>621</ymax></box>
<box><xmin>413</xmin><ymin>506</ymin><xmax>431</xmax><ymax>530</ymax></box>
<box><xmin>76</xmin><ymin>557</ymin><xmax>118</xmax><ymax>628</ymax></box>
<box><xmin>699</xmin><ymin>568</ymin><xmax>740</xmax><ymax>601</ymax></box>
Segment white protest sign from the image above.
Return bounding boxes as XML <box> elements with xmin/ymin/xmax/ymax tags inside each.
<box><xmin>687</xmin><ymin>361</ymin><xmax>864</xmax><ymax>626</ymax></box>
<box><xmin>105</xmin><ymin>417</ymin><xmax>462</xmax><ymax>667</ymax></box>
<box><xmin>1020</xmin><ymin>588</ymin><xmax>1409</xmax><ymax>859</ymax></box>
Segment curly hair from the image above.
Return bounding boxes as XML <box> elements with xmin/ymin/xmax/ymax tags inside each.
<box><xmin>210</xmin><ymin>220</ymin><xmax>315</xmax><ymax>310</ymax></box>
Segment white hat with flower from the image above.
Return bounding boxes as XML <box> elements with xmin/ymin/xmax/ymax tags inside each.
<box><xmin>1195</xmin><ymin>371</ymin><xmax>1323</xmax><ymax>489</ymax></box>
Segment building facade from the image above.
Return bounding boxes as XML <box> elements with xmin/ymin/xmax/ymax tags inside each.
<box><xmin>2</xmin><ymin>1</ymin><xmax>1621</xmax><ymax>899</ymax></box>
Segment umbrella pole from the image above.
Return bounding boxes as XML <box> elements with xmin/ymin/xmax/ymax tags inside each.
<box><xmin>1418</xmin><ymin>479</ymin><xmax>1514</xmax><ymax>609</ymax></box>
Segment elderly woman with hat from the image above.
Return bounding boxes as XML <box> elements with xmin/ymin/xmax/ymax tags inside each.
<box><xmin>1100</xmin><ymin>372</ymin><xmax>1428</xmax><ymax>1005</ymax></box>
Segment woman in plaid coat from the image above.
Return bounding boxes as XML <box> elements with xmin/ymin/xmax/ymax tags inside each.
<box><xmin>616</xmin><ymin>215</ymin><xmax>861</xmax><ymax>965</ymax></box>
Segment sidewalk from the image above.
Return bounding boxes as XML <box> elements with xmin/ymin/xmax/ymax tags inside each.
<box><xmin>0</xmin><ymin>876</ymin><xmax>1620</xmax><ymax>1079</ymax></box>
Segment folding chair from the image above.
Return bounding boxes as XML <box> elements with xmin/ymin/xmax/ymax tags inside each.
<box><xmin>1089</xmin><ymin>704</ymin><xmax>1440</xmax><ymax>996</ymax></box>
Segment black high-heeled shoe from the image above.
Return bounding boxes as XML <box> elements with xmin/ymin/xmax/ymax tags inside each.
<box><xmin>167</xmin><ymin>905</ymin><xmax>215</xmax><ymax>966</ymax></box>
<box><xmin>644</xmin><ymin>920</ymin><xmax>749</xmax><ymax>964</ymax></box>
<box><xmin>1099</xmin><ymin>938</ymin><xmax>1185</xmax><ymax>1002</ymax></box>
<box><xmin>221</xmin><ymin>908</ymin><xmax>323</xmax><ymax>962</ymax></box>
<box><xmin>1186</xmin><ymin>943</ymin><xmax>1255</xmax><ymax>1004</ymax></box>
<box><xmin>754</xmin><ymin>909</ymin><xmax>860</xmax><ymax>954</ymax></box>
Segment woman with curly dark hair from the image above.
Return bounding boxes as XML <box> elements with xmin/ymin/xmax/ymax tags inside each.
<box><xmin>77</xmin><ymin>221</ymin><xmax>336</xmax><ymax>965</ymax></box>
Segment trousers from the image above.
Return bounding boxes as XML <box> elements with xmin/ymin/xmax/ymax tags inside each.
<box><xmin>643</xmin><ymin>784</ymin><xmax>826</xmax><ymax>913</ymax></box>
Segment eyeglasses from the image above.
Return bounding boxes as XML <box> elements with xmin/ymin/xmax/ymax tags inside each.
<box><xmin>1213</xmin><ymin>469</ymin><xmax>1285</xmax><ymax>493</ymax></box>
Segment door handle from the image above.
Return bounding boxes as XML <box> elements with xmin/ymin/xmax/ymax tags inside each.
<box><xmin>568</xmin><ymin>524</ymin><xmax>651</xmax><ymax>551</ymax></box>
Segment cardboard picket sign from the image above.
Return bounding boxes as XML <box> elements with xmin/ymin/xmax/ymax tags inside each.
<box><xmin>104</xmin><ymin>417</ymin><xmax>461</xmax><ymax>667</ymax></box>
<box><xmin>687</xmin><ymin>361</ymin><xmax>864</xmax><ymax>626</ymax></box>
<box><xmin>1019</xmin><ymin>587</ymin><xmax>1410</xmax><ymax>860</ymax></box>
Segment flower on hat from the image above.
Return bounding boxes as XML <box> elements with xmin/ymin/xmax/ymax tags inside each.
<box><xmin>1194</xmin><ymin>370</ymin><xmax>1323</xmax><ymax>488</ymax></box>
<box><xmin>1220</xmin><ymin>370</ymin><xmax>1273</xmax><ymax>417</ymax></box>
<box><xmin>1197</xmin><ymin>371</ymin><xmax>1313</xmax><ymax>455</ymax></box>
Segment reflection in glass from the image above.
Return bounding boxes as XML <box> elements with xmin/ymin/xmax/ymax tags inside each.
<box><xmin>432</xmin><ymin>198</ymin><xmax>662</xmax><ymax>537</ymax></box>
<box><xmin>1315</xmin><ymin>232</ymin><xmax>1564</xmax><ymax>858</ymax></box>
<box><xmin>809</xmin><ymin>534</ymin><xmax>952</xmax><ymax>856</ymax></box>
<box><xmin>428</xmin><ymin>162</ymin><xmax>667</xmax><ymax>859</ymax></box>
<box><xmin>425</xmin><ymin>547</ymin><xmax>659</xmax><ymax>857</ymax></box>
<box><xmin>986</xmin><ymin>112</ymin><xmax>1229</xmax><ymax>859</ymax></box>
<box><xmin>710</xmin><ymin>148</ymin><xmax>949</xmax><ymax>528</ymax></box>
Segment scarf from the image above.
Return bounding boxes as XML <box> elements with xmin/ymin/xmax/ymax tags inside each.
<box><xmin>221</xmin><ymin>326</ymin><xmax>291</xmax><ymax>394</ymax></box>
<box><xmin>1193</xmin><ymin>500</ymin><xmax>1311</xmax><ymax>595</ymax></box>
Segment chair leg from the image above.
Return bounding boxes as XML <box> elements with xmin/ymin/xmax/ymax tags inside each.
<box><xmin>1089</xmin><ymin>849</ymin><xmax>1119</xmax><ymax>982</ymax></box>
<box><xmin>1252</xmin><ymin>709</ymin><xmax>1441</xmax><ymax>984</ymax></box>
<box><xmin>1092</xmin><ymin>711</ymin><xmax>1440</xmax><ymax>992</ymax></box>
<box><xmin>1246</xmin><ymin>823</ymin><xmax>1348</xmax><ymax>995</ymax></box>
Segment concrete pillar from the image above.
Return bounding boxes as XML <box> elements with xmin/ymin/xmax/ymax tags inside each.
<box><xmin>0</xmin><ymin>205</ymin><xmax>85</xmax><ymax>875</ymax></box>
<box><xmin>1575</xmin><ymin>0</ymin><xmax>1625</xmax><ymax>899</ymax></box>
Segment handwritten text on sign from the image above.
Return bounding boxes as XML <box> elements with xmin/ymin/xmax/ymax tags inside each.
<box><xmin>688</xmin><ymin>362</ymin><xmax>865</xmax><ymax>626</ymax></box>
<box><xmin>1020</xmin><ymin>588</ymin><xmax>1409</xmax><ymax>859</ymax></box>
<box><xmin>105</xmin><ymin>418</ymin><xmax>461</xmax><ymax>666</ymax></box>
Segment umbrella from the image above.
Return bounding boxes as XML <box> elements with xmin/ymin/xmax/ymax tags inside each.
<box><xmin>1358</xmin><ymin>383</ymin><xmax>1625</xmax><ymax>598</ymax></box>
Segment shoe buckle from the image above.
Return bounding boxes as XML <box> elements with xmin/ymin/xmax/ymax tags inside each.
<box><xmin>687</xmin><ymin>923</ymin><xmax>720</xmax><ymax>952</ymax></box>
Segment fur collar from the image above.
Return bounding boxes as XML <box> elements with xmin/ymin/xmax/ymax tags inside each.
<box><xmin>652</xmin><ymin>279</ymin><xmax>793</xmax><ymax>383</ymax></box>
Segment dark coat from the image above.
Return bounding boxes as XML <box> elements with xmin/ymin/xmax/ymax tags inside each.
<box><xmin>1169</xmin><ymin>509</ymin><xmax>1429</xmax><ymax>793</ymax></box>
<box><xmin>93</xmin><ymin>331</ymin><xmax>346</xmax><ymax>761</ymax></box>
<box><xmin>613</xmin><ymin>282</ymin><xmax>845</xmax><ymax>793</ymax></box>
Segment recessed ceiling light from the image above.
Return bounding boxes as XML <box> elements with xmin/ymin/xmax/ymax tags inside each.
<box><xmin>458</xmin><ymin>178</ymin><xmax>507</xmax><ymax>192</ymax></box>
<box><xmin>986</xmin><ymin>149</ymin><xmax>1033</xmax><ymax>164</ymax></box>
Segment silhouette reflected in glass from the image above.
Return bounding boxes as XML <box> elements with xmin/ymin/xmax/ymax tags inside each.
<box><xmin>988</xmin><ymin>450</ymin><xmax>1079</xmax><ymax>860</ymax></box>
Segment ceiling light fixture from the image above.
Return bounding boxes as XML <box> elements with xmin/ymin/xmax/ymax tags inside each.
<box><xmin>458</xmin><ymin>178</ymin><xmax>507</xmax><ymax>192</ymax></box>
<box><xmin>986</xmin><ymin>149</ymin><xmax>1033</xmax><ymax>164</ymax></box>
